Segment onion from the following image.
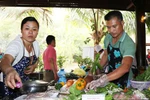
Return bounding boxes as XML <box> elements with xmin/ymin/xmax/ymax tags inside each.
<box><xmin>16</xmin><ymin>82</ymin><xmax>22</xmax><ymax>88</ymax></box>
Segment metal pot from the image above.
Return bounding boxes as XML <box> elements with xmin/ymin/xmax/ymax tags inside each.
<box><xmin>20</xmin><ymin>80</ymin><xmax>55</xmax><ymax>93</ymax></box>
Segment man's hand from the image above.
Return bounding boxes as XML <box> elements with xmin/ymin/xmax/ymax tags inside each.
<box><xmin>85</xmin><ymin>80</ymin><xmax>99</xmax><ymax>91</ymax></box>
<box><xmin>5</xmin><ymin>68</ymin><xmax>22</xmax><ymax>89</ymax></box>
<box><xmin>85</xmin><ymin>74</ymin><xmax>109</xmax><ymax>91</ymax></box>
<box><xmin>54</xmin><ymin>73</ymin><xmax>58</xmax><ymax>81</ymax></box>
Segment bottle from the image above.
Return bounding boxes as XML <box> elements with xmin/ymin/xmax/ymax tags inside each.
<box><xmin>57</xmin><ymin>68</ymin><xmax>67</xmax><ymax>83</ymax></box>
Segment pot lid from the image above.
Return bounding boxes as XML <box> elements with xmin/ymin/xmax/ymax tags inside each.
<box><xmin>23</xmin><ymin>80</ymin><xmax>48</xmax><ymax>86</ymax></box>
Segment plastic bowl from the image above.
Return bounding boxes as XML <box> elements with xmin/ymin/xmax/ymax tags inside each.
<box><xmin>130</xmin><ymin>80</ymin><xmax>150</xmax><ymax>90</ymax></box>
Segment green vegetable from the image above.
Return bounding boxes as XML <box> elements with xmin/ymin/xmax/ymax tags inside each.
<box><xmin>142</xmin><ymin>89</ymin><xmax>150</xmax><ymax>98</ymax></box>
<box><xmin>65</xmin><ymin>72</ymin><xmax>79</xmax><ymax>79</ymax></box>
<box><xmin>66</xmin><ymin>94</ymin><xmax>77</xmax><ymax>100</ymax></box>
<box><xmin>105</xmin><ymin>94</ymin><xmax>113</xmax><ymax>100</ymax></box>
<box><xmin>135</xmin><ymin>67</ymin><xmax>150</xmax><ymax>81</ymax></box>
<box><xmin>125</xmin><ymin>88</ymin><xmax>134</xmax><ymax>95</ymax></box>
<box><xmin>55</xmin><ymin>83</ymin><xmax>63</xmax><ymax>90</ymax></box>
<box><xmin>64</xmin><ymin>83</ymin><xmax>85</xmax><ymax>100</ymax></box>
<box><xmin>96</xmin><ymin>86</ymin><xmax>108</xmax><ymax>94</ymax></box>
<box><xmin>96</xmin><ymin>82</ymin><xmax>119</xmax><ymax>93</ymax></box>
<box><xmin>69</xmin><ymin>83</ymin><xmax>82</xmax><ymax>96</ymax></box>
<box><xmin>91</xmin><ymin>54</ymin><xmax>102</xmax><ymax>75</ymax></box>
<box><xmin>86</xmin><ymin>90</ymin><xmax>96</xmax><ymax>94</ymax></box>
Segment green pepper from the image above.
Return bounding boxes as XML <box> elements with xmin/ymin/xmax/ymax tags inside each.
<box><xmin>55</xmin><ymin>83</ymin><xmax>63</xmax><ymax>90</ymax></box>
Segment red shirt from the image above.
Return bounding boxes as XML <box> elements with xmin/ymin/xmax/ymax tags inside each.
<box><xmin>43</xmin><ymin>45</ymin><xmax>58</xmax><ymax>71</ymax></box>
<box><xmin>147</xmin><ymin>55</ymin><xmax>150</xmax><ymax>59</ymax></box>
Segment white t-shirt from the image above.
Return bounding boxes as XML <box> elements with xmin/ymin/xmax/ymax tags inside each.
<box><xmin>5</xmin><ymin>35</ymin><xmax>40</xmax><ymax>66</ymax></box>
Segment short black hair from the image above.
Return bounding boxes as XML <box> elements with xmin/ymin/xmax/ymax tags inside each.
<box><xmin>104</xmin><ymin>11</ymin><xmax>123</xmax><ymax>21</ymax></box>
<box><xmin>46</xmin><ymin>35</ymin><xmax>55</xmax><ymax>45</ymax></box>
<box><xmin>21</xmin><ymin>16</ymin><xmax>39</xmax><ymax>30</ymax></box>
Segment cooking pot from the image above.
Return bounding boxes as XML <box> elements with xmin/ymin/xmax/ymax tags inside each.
<box><xmin>20</xmin><ymin>80</ymin><xmax>55</xmax><ymax>93</ymax></box>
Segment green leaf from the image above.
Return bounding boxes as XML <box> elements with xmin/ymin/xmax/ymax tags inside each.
<box><xmin>69</xmin><ymin>83</ymin><xmax>82</xmax><ymax>96</ymax></box>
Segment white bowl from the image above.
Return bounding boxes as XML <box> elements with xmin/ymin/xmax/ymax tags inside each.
<box><xmin>130</xmin><ymin>80</ymin><xmax>150</xmax><ymax>90</ymax></box>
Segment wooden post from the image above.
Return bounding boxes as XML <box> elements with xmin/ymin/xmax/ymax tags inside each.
<box><xmin>134</xmin><ymin>0</ymin><xmax>147</xmax><ymax>71</ymax></box>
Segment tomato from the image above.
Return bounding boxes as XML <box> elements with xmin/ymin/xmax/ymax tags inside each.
<box><xmin>66</xmin><ymin>80</ymin><xmax>74</xmax><ymax>87</ymax></box>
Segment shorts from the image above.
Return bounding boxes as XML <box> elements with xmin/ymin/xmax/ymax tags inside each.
<box><xmin>43</xmin><ymin>70</ymin><xmax>54</xmax><ymax>82</ymax></box>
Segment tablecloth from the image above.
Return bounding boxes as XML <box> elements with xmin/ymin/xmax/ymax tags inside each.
<box><xmin>15</xmin><ymin>86</ymin><xmax>67</xmax><ymax>100</ymax></box>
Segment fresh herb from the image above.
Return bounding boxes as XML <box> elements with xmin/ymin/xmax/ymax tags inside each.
<box><xmin>142</xmin><ymin>89</ymin><xmax>150</xmax><ymax>98</ymax></box>
<box><xmin>91</xmin><ymin>54</ymin><xmax>102</xmax><ymax>75</ymax></box>
<box><xmin>135</xmin><ymin>67</ymin><xmax>150</xmax><ymax>81</ymax></box>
